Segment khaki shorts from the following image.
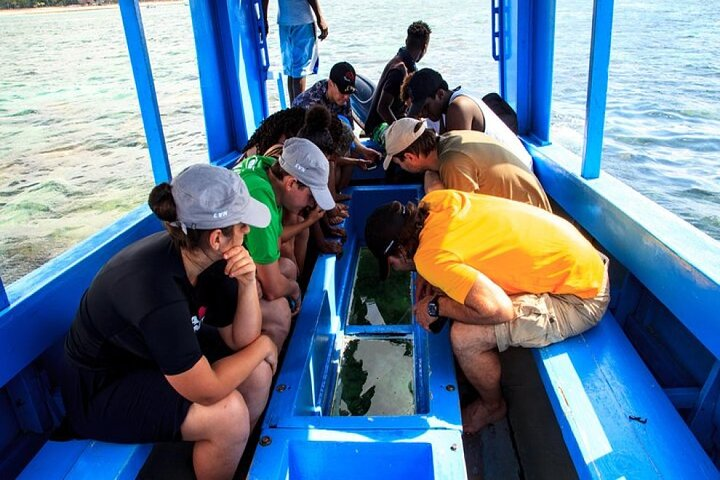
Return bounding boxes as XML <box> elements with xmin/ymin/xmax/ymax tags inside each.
<box><xmin>495</xmin><ymin>254</ymin><xmax>610</xmax><ymax>352</ymax></box>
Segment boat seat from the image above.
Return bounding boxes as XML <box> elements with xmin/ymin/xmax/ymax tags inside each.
<box><xmin>13</xmin><ymin>347</ymin><xmax>152</xmax><ymax>480</ymax></box>
<box><xmin>349</xmin><ymin>73</ymin><xmax>376</xmax><ymax>133</ymax></box>
<box><xmin>533</xmin><ymin>311</ymin><xmax>718</xmax><ymax>478</ymax></box>
<box><xmin>19</xmin><ymin>439</ymin><xmax>151</xmax><ymax>480</ymax></box>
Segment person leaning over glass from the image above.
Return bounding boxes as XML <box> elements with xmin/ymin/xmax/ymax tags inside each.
<box><xmin>60</xmin><ymin>164</ymin><xmax>277</xmax><ymax>480</ymax></box>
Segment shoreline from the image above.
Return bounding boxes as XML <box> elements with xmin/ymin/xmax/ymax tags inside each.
<box><xmin>0</xmin><ymin>0</ymin><xmax>182</xmax><ymax>16</ymax></box>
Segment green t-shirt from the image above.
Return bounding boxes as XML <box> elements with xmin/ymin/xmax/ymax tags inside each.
<box><xmin>234</xmin><ymin>155</ymin><xmax>283</xmax><ymax>265</ymax></box>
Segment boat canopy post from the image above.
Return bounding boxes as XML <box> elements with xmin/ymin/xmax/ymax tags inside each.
<box><xmin>118</xmin><ymin>0</ymin><xmax>171</xmax><ymax>184</ymax></box>
<box><xmin>581</xmin><ymin>0</ymin><xmax>614</xmax><ymax>179</ymax></box>
<box><xmin>188</xmin><ymin>0</ymin><xmax>269</xmax><ymax>165</ymax></box>
<box><xmin>498</xmin><ymin>0</ymin><xmax>556</xmax><ymax>145</ymax></box>
<box><xmin>0</xmin><ymin>278</ymin><xmax>8</xmax><ymax>311</ymax></box>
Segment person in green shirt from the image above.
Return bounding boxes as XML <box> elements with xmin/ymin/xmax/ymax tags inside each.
<box><xmin>235</xmin><ymin>137</ymin><xmax>335</xmax><ymax>349</ymax></box>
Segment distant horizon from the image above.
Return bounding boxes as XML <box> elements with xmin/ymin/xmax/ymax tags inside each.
<box><xmin>0</xmin><ymin>0</ymin><xmax>179</xmax><ymax>13</ymax></box>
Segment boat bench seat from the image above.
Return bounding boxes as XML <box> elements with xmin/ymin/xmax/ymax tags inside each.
<box><xmin>533</xmin><ymin>311</ymin><xmax>718</xmax><ymax>478</ymax></box>
<box><xmin>19</xmin><ymin>439</ymin><xmax>151</xmax><ymax>480</ymax></box>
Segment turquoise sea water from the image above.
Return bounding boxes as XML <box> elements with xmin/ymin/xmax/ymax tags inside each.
<box><xmin>0</xmin><ymin>0</ymin><xmax>719</xmax><ymax>284</ymax></box>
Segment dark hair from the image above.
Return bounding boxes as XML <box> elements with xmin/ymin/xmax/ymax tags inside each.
<box><xmin>298</xmin><ymin>105</ymin><xmax>334</xmax><ymax>155</ymax></box>
<box><xmin>329</xmin><ymin>116</ymin><xmax>354</xmax><ymax>157</ymax></box>
<box><xmin>243</xmin><ymin>107</ymin><xmax>306</xmax><ymax>155</ymax></box>
<box><xmin>406</xmin><ymin>21</ymin><xmax>431</xmax><ymax>49</ymax></box>
<box><xmin>399</xmin><ymin>128</ymin><xmax>437</xmax><ymax>159</ymax></box>
<box><xmin>148</xmin><ymin>183</ymin><xmax>233</xmax><ymax>251</ymax></box>
<box><xmin>393</xmin><ymin>201</ymin><xmax>429</xmax><ymax>257</ymax></box>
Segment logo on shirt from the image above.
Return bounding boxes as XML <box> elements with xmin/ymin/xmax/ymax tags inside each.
<box><xmin>191</xmin><ymin>306</ymin><xmax>207</xmax><ymax>332</ymax></box>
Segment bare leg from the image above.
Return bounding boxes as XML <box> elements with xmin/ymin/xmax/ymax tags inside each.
<box><xmin>237</xmin><ymin>361</ymin><xmax>273</xmax><ymax>430</ymax></box>
<box><xmin>293</xmin><ymin>224</ymin><xmax>310</xmax><ymax>275</ymax></box>
<box><xmin>260</xmin><ymin>297</ymin><xmax>291</xmax><ymax>350</ymax></box>
<box><xmin>338</xmin><ymin>164</ymin><xmax>354</xmax><ymax>192</ymax></box>
<box><xmin>278</xmin><ymin>256</ymin><xmax>298</xmax><ymax>280</ymax></box>
<box><xmin>181</xmin><ymin>391</ymin><xmax>249</xmax><ymax>480</ymax></box>
<box><xmin>450</xmin><ymin>322</ymin><xmax>507</xmax><ymax>434</ymax></box>
<box><xmin>287</xmin><ymin>76</ymin><xmax>307</xmax><ymax>103</ymax></box>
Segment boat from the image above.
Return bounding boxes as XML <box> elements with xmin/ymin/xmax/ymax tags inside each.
<box><xmin>1</xmin><ymin>0</ymin><xmax>719</xmax><ymax>478</ymax></box>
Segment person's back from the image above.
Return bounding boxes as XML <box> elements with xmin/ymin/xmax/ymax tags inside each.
<box><xmin>234</xmin><ymin>155</ymin><xmax>283</xmax><ymax>266</ymax></box>
<box><xmin>448</xmin><ymin>88</ymin><xmax>533</xmax><ymax>169</ymax></box>
<box><xmin>415</xmin><ymin>190</ymin><xmax>604</xmax><ymax>302</ymax></box>
<box><xmin>364</xmin><ymin>21</ymin><xmax>431</xmax><ymax>137</ymax></box>
<box><xmin>364</xmin><ymin>54</ymin><xmax>411</xmax><ymax>136</ymax></box>
<box><xmin>277</xmin><ymin>0</ymin><xmax>313</xmax><ymax>25</ymax></box>
<box><xmin>437</xmin><ymin>131</ymin><xmax>550</xmax><ymax>211</ymax></box>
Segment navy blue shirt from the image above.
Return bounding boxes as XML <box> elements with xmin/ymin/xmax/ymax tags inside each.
<box><xmin>65</xmin><ymin>232</ymin><xmax>238</xmax><ymax>375</ymax></box>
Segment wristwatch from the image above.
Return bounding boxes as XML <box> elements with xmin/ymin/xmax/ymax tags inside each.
<box><xmin>427</xmin><ymin>294</ymin><xmax>440</xmax><ymax>318</ymax></box>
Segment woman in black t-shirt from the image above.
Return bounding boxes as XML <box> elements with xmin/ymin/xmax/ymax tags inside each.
<box><xmin>62</xmin><ymin>164</ymin><xmax>276</xmax><ymax>480</ymax></box>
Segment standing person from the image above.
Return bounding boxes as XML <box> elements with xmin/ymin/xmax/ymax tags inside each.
<box><xmin>365</xmin><ymin>191</ymin><xmax>609</xmax><ymax>434</ymax></box>
<box><xmin>61</xmin><ymin>164</ymin><xmax>278</xmax><ymax>480</ymax></box>
<box><xmin>262</xmin><ymin>0</ymin><xmax>329</xmax><ymax>102</ymax></box>
<box><xmin>363</xmin><ymin>21</ymin><xmax>432</xmax><ymax>141</ymax></box>
<box><xmin>382</xmin><ymin>117</ymin><xmax>551</xmax><ymax>211</ymax></box>
<box><xmin>404</xmin><ymin>68</ymin><xmax>533</xmax><ymax>169</ymax></box>
<box><xmin>293</xmin><ymin>61</ymin><xmax>381</xmax><ymax>164</ymax></box>
<box><xmin>235</xmin><ymin>137</ymin><xmax>335</xmax><ymax>349</ymax></box>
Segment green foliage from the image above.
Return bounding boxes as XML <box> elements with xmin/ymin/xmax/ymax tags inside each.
<box><xmin>348</xmin><ymin>248</ymin><xmax>412</xmax><ymax>325</ymax></box>
<box><xmin>0</xmin><ymin>0</ymin><xmax>120</xmax><ymax>9</ymax></box>
<box><xmin>337</xmin><ymin>340</ymin><xmax>374</xmax><ymax>416</ymax></box>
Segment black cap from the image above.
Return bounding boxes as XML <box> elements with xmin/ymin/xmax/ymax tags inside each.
<box><xmin>329</xmin><ymin>62</ymin><xmax>357</xmax><ymax>94</ymax></box>
<box><xmin>364</xmin><ymin>201</ymin><xmax>408</xmax><ymax>280</ymax></box>
<box><xmin>406</xmin><ymin>68</ymin><xmax>446</xmax><ymax>118</ymax></box>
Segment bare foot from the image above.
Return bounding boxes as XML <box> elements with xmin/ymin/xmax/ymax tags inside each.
<box><xmin>327</xmin><ymin>226</ymin><xmax>346</xmax><ymax>239</ymax></box>
<box><xmin>326</xmin><ymin>215</ymin><xmax>344</xmax><ymax>226</ymax></box>
<box><xmin>462</xmin><ymin>398</ymin><xmax>507</xmax><ymax>435</ymax></box>
<box><xmin>317</xmin><ymin>239</ymin><xmax>342</xmax><ymax>254</ymax></box>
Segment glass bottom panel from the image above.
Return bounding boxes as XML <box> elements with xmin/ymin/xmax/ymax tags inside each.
<box><xmin>330</xmin><ymin>337</ymin><xmax>415</xmax><ymax>416</ymax></box>
<box><xmin>348</xmin><ymin>248</ymin><xmax>412</xmax><ymax>325</ymax></box>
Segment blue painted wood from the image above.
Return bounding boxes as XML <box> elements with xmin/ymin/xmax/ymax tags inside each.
<box><xmin>501</xmin><ymin>0</ymin><xmax>555</xmax><ymax>142</ymax></box>
<box><xmin>665</xmin><ymin>387</ymin><xmax>701</xmax><ymax>409</ymax></box>
<box><xmin>690</xmin><ymin>362</ymin><xmax>720</xmax><ymax>450</ymax></box>
<box><xmin>529</xmin><ymin>0</ymin><xmax>555</xmax><ymax>144</ymax></box>
<box><xmin>0</xmin><ymin>206</ymin><xmax>161</xmax><ymax>387</ymax></box>
<box><xmin>581</xmin><ymin>0</ymin><xmax>614</xmax><ymax>179</ymax></box>
<box><xmin>249</xmin><ymin>429</ymin><xmax>466</xmax><ymax>480</ymax></box>
<box><xmin>222</xmin><ymin>0</ymin><xmax>269</xmax><ymax>146</ymax></box>
<box><xmin>19</xmin><ymin>440</ymin><xmax>151</xmax><ymax>480</ymax></box>
<box><xmin>257</xmin><ymin>187</ymin><xmax>462</xmax><ymax>473</ymax></box>
<box><xmin>0</xmin><ymin>277</ymin><xmax>8</xmax><ymax>310</ymax></box>
<box><xmin>275</xmin><ymin>71</ymin><xmax>288</xmax><ymax>110</ymax></box>
<box><xmin>118</xmin><ymin>0</ymin><xmax>171</xmax><ymax>184</ymax></box>
<box><xmin>188</xmin><ymin>0</ymin><xmax>237</xmax><ymax>161</ymax></box>
<box><xmin>531</xmin><ymin>143</ymin><xmax>720</xmax><ymax>361</ymax></box>
<box><xmin>535</xmin><ymin>312</ymin><xmax>718</xmax><ymax>478</ymax></box>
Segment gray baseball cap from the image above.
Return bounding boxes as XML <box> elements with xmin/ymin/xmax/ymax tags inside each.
<box><xmin>279</xmin><ymin>138</ymin><xmax>336</xmax><ymax>211</ymax></box>
<box><xmin>170</xmin><ymin>163</ymin><xmax>270</xmax><ymax>232</ymax></box>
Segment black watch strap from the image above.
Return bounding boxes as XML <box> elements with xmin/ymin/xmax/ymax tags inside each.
<box><xmin>427</xmin><ymin>294</ymin><xmax>441</xmax><ymax>318</ymax></box>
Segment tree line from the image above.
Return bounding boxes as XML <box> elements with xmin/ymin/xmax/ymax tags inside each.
<box><xmin>0</xmin><ymin>0</ymin><xmax>117</xmax><ymax>8</ymax></box>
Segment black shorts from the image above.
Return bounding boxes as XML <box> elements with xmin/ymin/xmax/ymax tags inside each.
<box><xmin>60</xmin><ymin>326</ymin><xmax>234</xmax><ymax>443</ymax></box>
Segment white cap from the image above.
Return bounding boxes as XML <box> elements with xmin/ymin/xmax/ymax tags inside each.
<box><xmin>382</xmin><ymin>118</ymin><xmax>427</xmax><ymax>170</ymax></box>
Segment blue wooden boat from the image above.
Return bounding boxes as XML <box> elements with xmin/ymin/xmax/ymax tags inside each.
<box><xmin>1</xmin><ymin>0</ymin><xmax>719</xmax><ymax>478</ymax></box>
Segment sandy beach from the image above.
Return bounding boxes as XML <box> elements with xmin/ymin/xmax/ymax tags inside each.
<box><xmin>0</xmin><ymin>0</ymin><xmax>181</xmax><ymax>16</ymax></box>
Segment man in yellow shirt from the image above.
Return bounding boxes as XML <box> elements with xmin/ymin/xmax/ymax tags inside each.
<box><xmin>382</xmin><ymin>117</ymin><xmax>551</xmax><ymax>211</ymax></box>
<box><xmin>365</xmin><ymin>190</ymin><xmax>609</xmax><ymax>433</ymax></box>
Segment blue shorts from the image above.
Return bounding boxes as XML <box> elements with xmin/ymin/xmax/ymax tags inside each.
<box><xmin>279</xmin><ymin>23</ymin><xmax>319</xmax><ymax>78</ymax></box>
